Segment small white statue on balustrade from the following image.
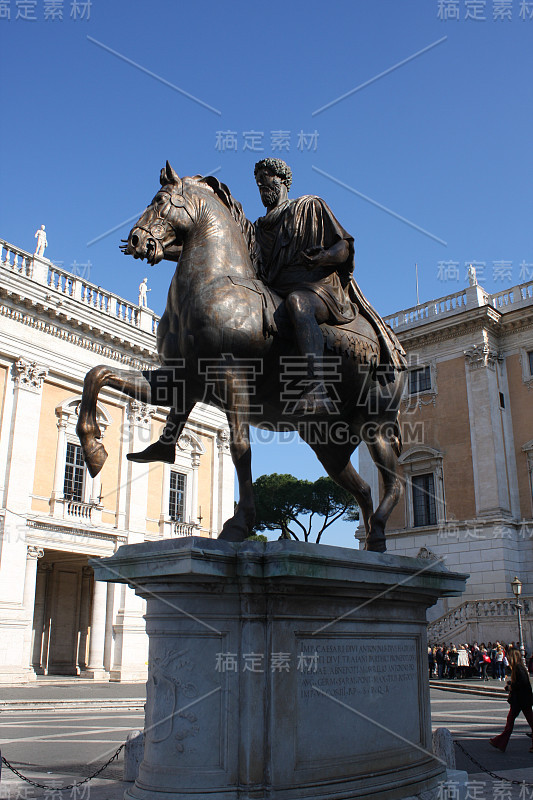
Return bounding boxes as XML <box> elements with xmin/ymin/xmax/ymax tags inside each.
<box><xmin>138</xmin><ymin>277</ymin><xmax>150</xmax><ymax>307</ymax></box>
<box><xmin>467</xmin><ymin>263</ymin><xmax>477</xmax><ymax>287</ymax></box>
<box><xmin>34</xmin><ymin>225</ymin><xmax>48</xmax><ymax>258</ymax></box>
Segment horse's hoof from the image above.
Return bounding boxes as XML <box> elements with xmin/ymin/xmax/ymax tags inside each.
<box><xmin>365</xmin><ymin>537</ymin><xmax>387</xmax><ymax>553</ymax></box>
<box><xmin>218</xmin><ymin>513</ymin><xmax>253</xmax><ymax>543</ymax></box>
<box><xmin>218</xmin><ymin>529</ymin><xmax>247</xmax><ymax>542</ymax></box>
<box><xmin>84</xmin><ymin>441</ymin><xmax>108</xmax><ymax>478</ymax></box>
<box><xmin>127</xmin><ymin>441</ymin><xmax>176</xmax><ymax>464</ymax></box>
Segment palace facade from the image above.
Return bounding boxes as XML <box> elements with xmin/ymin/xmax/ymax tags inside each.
<box><xmin>0</xmin><ymin>237</ymin><xmax>234</xmax><ymax>683</ymax></box>
<box><xmin>359</xmin><ymin>277</ymin><xmax>533</xmax><ymax>646</ymax></box>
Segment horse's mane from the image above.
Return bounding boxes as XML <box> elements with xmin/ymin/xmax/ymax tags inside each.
<box><xmin>187</xmin><ymin>175</ymin><xmax>260</xmax><ymax>272</ymax></box>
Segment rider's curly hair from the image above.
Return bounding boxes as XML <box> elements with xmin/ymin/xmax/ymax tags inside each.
<box><xmin>254</xmin><ymin>158</ymin><xmax>292</xmax><ymax>189</ymax></box>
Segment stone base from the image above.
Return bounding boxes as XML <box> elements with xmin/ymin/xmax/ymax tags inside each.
<box><xmin>109</xmin><ymin>669</ymin><xmax>147</xmax><ymax>683</ymax></box>
<box><xmin>92</xmin><ymin>538</ymin><xmax>467</xmax><ymax>800</ymax></box>
<box><xmin>0</xmin><ymin>667</ymin><xmax>37</xmax><ymax>684</ymax></box>
<box><xmin>81</xmin><ymin>668</ymin><xmax>110</xmax><ymax>680</ymax></box>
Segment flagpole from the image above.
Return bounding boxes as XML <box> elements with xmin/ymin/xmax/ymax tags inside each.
<box><xmin>415</xmin><ymin>263</ymin><xmax>419</xmax><ymax>305</ymax></box>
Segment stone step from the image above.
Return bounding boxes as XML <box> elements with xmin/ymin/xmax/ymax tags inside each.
<box><xmin>0</xmin><ymin>697</ymin><xmax>145</xmax><ymax>712</ymax></box>
<box><xmin>429</xmin><ymin>680</ymin><xmax>507</xmax><ymax>698</ymax></box>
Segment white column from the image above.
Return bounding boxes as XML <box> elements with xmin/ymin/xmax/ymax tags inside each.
<box><xmin>217</xmin><ymin>427</ymin><xmax>234</xmax><ymax>534</ymax></box>
<box><xmin>21</xmin><ymin>545</ymin><xmax>44</xmax><ymax>673</ymax></box>
<box><xmin>0</xmin><ymin>372</ymin><xmax>15</xmax><ymax>504</ymax></box>
<box><xmin>50</xmin><ymin>416</ymin><xmax>68</xmax><ymax>514</ymax></box>
<box><xmin>125</xmin><ymin>401</ymin><xmax>154</xmax><ymax>535</ymax></box>
<box><xmin>464</xmin><ymin>343</ymin><xmax>511</xmax><ymax>517</ymax></box>
<box><xmin>159</xmin><ymin>463</ymin><xmax>171</xmax><ymax>536</ymax></box>
<box><xmin>4</xmin><ymin>359</ymin><xmax>48</xmax><ymax>513</ymax></box>
<box><xmin>84</xmin><ymin>577</ymin><xmax>108</xmax><ymax>679</ymax></box>
<box><xmin>190</xmin><ymin>452</ymin><xmax>200</xmax><ymax>523</ymax></box>
<box><xmin>110</xmin><ymin>402</ymin><xmax>152</xmax><ymax>681</ymax></box>
<box><xmin>1</xmin><ymin>360</ymin><xmax>47</xmax><ymax>614</ymax></box>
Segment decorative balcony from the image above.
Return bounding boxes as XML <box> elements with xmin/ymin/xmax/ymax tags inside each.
<box><xmin>49</xmin><ymin>493</ymin><xmax>101</xmax><ymax>524</ymax></box>
<box><xmin>173</xmin><ymin>521</ymin><xmax>199</xmax><ymax>537</ymax></box>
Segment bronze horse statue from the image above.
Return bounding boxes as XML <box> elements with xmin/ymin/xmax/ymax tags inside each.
<box><xmin>77</xmin><ymin>162</ymin><xmax>406</xmax><ymax>552</ymax></box>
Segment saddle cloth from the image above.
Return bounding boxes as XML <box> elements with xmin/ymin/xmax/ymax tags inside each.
<box><xmin>229</xmin><ymin>276</ymin><xmax>380</xmax><ymax>367</ymax></box>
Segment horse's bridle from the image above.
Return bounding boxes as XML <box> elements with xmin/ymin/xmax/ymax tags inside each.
<box><xmin>135</xmin><ymin>186</ymin><xmax>194</xmax><ymax>243</ymax></box>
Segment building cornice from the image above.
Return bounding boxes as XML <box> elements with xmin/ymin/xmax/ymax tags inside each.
<box><xmin>0</xmin><ymin>251</ymin><xmax>160</xmax><ymax>362</ymax></box>
<box><xmin>395</xmin><ymin>306</ymin><xmax>503</xmax><ymax>349</ymax></box>
<box><xmin>0</xmin><ymin>301</ymin><xmax>158</xmax><ymax>370</ymax></box>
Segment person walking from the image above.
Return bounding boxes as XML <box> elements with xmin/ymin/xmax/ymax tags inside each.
<box><xmin>479</xmin><ymin>646</ymin><xmax>491</xmax><ymax>681</ymax></box>
<box><xmin>490</xmin><ymin>648</ymin><xmax>533</xmax><ymax>752</ymax></box>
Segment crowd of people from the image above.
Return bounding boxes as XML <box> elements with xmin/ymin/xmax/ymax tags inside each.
<box><xmin>429</xmin><ymin>643</ymin><xmax>533</xmax><ymax>753</ymax></box>
<box><xmin>428</xmin><ymin>642</ymin><xmax>533</xmax><ymax>681</ymax></box>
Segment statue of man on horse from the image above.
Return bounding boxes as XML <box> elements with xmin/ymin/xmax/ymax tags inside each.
<box><xmin>77</xmin><ymin>160</ymin><xmax>407</xmax><ymax>551</ymax></box>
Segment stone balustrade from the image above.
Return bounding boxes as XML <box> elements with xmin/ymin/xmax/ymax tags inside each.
<box><xmin>383</xmin><ymin>288</ymin><xmax>468</xmax><ymax>331</ymax></box>
<box><xmin>172</xmin><ymin>521</ymin><xmax>198</xmax><ymax>537</ymax></box>
<box><xmin>64</xmin><ymin>499</ymin><xmax>95</xmax><ymax>522</ymax></box>
<box><xmin>1</xmin><ymin>237</ymin><xmax>156</xmax><ymax>334</ymax></box>
<box><xmin>428</xmin><ymin>597</ymin><xmax>532</xmax><ymax>643</ymax></box>
<box><xmin>384</xmin><ymin>279</ymin><xmax>533</xmax><ymax>333</ymax></box>
<box><xmin>0</xmin><ymin>239</ymin><xmax>34</xmax><ymax>278</ymax></box>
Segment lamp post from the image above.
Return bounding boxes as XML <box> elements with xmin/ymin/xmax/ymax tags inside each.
<box><xmin>511</xmin><ymin>576</ymin><xmax>526</xmax><ymax>660</ymax></box>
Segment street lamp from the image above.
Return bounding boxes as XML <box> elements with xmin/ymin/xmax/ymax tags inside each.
<box><xmin>511</xmin><ymin>576</ymin><xmax>526</xmax><ymax>660</ymax></box>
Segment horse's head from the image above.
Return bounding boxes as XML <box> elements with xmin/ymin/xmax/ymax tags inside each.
<box><xmin>122</xmin><ymin>161</ymin><xmax>194</xmax><ymax>265</ymax></box>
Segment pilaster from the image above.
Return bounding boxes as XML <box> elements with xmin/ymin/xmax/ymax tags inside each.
<box><xmin>21</xmin><ymin>545</ymin><xmax>44</xmax><ymax>675</ymax></box>
<box><xmin>83</xmin><ymin>576</ymin><xmax>109</xmax><ymax>680</ymax></box>
<box><xmin>464</xmin><ymin>340</ymin><xmax>511</xmax><ymax>518</ymax></box>
<box><xmin>216</xmin><ymin>427</ymin><xmax>233</xmax><ymax>534</ymax></box>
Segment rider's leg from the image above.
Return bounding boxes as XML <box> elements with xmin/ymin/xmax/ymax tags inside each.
<box><xmin>284</xmin><ymin>290</ymin><xmax>335</xmax><ymax>415</ymax></box>
<box><xmin>127</xmin><ymin>406</ymin><xmax>191</xmax><ymax>464</ymax></box>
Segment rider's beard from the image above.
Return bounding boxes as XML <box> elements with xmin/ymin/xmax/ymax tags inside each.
<box><xmin>260</xmin><ymin>184</ymin><xmax>281</xmax><ymax>208</ymax></box>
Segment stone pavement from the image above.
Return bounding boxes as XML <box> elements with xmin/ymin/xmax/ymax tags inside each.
<box><xmin>0</xmin><ymin>771</ymin><xmax>129</xmax><ymax>800</ymax></box>
<box><xmin>3</xmin><ymin>678</ymin><xmax>533</xmax><ymax>799</ymax></box>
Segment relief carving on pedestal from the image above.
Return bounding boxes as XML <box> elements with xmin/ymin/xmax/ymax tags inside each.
<box><xmin>145</xmin><ymin>649</ymin><xmax>200</xmax><ymax>753</ymax></box>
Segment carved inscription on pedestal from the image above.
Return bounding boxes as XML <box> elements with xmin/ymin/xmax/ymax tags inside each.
<box><xmin>295</xmin><ymin>637</ymin><xmax>421</xmax><ymax>766</ymax></box>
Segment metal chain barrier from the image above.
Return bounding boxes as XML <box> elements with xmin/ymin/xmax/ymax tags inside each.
<box><xmin>1</xmin><ymin>742</ymin><xmax>125</xmax><ymax>790</ymax></box>
<box><xmin>454</xmin><ymin>739</ymin><xmax>533</xmax><ymax>787</ymax></box>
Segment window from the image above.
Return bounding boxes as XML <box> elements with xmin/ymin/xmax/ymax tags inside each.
<box><xmin>412</xmin><ymin>473</ymin><xmax>437</xmax><ymax>527</ymax></box>
<box><xmin>409</xmin><ymin>366</ymin><xmax>431</xmax><ymax>395</ymax></box>
<box><xmin>529</xmin><ymin>351</ymin><xmax>533</xmax><ymax>376</ymax></box>
<box><xmin>63</xmin><ymin>442</ymin><xmax>85</xmax><ymax>501</ymax></box>
<box><xmin>169</xmin><ymin>472</ymin><xmax>187</xmax><ymax>521</ymax></box>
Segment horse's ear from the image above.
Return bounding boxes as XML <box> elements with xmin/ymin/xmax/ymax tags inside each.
<box><xmin>159</xmin><ymin>167</ymin><xmax>167</xmax><ymax>186</ymax></box>
<box><xmin>165</xmin><ymin>161</ymin><xmax>180</xmax><ymax>184</ymax></box>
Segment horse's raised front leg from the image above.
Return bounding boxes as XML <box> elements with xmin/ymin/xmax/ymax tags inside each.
<box><xmin>77</xmin><ymin>366</ymin><xmax>151</xmax><ymax>477</ymax></box>
<box><xmin>218</xmin><ymin>371</ymin><xmax>254</xmax><ymax>543</ymax></box>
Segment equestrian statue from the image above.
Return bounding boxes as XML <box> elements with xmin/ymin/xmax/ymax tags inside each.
<box><xmin>77</xmin><ymin>159</ymin><xmax>407</xmax><ymax>552</ymax></box>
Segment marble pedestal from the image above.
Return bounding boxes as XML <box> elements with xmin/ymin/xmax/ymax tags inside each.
<box><xmin>92</xmin><ymin>538</ymin><xmax>467</xmax><ymax>800</ymax></box>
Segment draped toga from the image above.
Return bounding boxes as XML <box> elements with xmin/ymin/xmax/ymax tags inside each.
<box><xmin>253</xmin><ymin>195</ymin><xmax>406</xmax><ymax>372</ymax></box>
<box><xmin>254</xmin><ymin>196</ymin><xmax>356</xmax><ymax>325</ymax></box>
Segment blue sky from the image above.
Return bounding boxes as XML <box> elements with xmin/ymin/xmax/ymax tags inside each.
<box><xmin>1</xmin><ymin>0</ymin><xmax>532</xmax><ymax>546</ymax></box>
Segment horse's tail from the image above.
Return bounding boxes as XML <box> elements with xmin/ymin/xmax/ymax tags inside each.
<box><xmin>390</xmin><ymin>414</ymin><xmax>402</xmax><ymax>458</ymax></box>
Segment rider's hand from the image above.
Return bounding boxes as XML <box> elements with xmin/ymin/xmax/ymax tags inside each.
<box><xmin>300</xmin><ymin>247</ymin><xmax>326</xmax><ymax>269</ymax></box>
